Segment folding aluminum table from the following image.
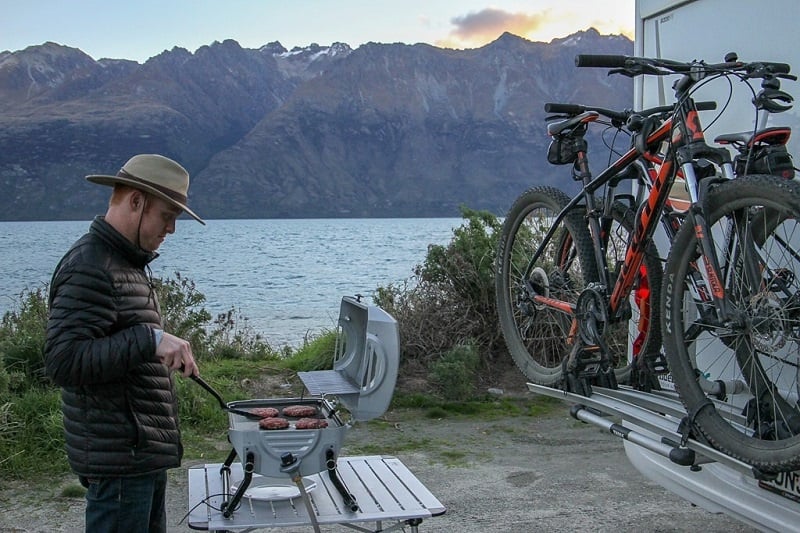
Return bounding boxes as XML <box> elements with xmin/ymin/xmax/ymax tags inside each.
<box><xmin>187</xmin><ymin>455</ymin><xmax>446</xmax><ymax>532</ymax></box>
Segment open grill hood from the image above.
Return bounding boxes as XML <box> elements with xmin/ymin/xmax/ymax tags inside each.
<box><xmin>298</xmin><ymin>295</ymin><xmax>400</xmax><ymax>421</ymax></box>
<box><xmin>225</xmin><ymin>296</ymin><xmax>401</xmax><ymax>478</ymax></box>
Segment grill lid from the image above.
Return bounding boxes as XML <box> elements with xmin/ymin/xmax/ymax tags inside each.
<box><xmin>298</xmin><ymin>296</ymin><xmax>400</xmax><ymax>421</ymax></box>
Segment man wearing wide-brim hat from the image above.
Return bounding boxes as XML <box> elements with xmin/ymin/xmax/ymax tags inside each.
<box><xmin>44</xmin><ymin>154</ymin><xmax>203</xmax><ymax>532</ymax></box>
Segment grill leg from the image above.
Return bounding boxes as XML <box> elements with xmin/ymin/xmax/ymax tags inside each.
<box><xmin>221</xmin><ymin>451</ymin><xmax>254</xmax><ymax>518</ymax></box>
<box><xmin>406</xmin><ymin>518</ymin><xmax>423</xmax><ymax>532</ymax></box>
<box><xmin>326</xmin><ymin>448</ymin><xmax>359</xmax><ymax>512</ymax></box>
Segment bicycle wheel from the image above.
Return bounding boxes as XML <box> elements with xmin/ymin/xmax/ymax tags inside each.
<box><xmin>495</xmin><ymin>186</ymin><xmax>598</xmax><ymax>385</ymax></box>
<box><xmin>662</xmin><ymin>174</ymin><xmax>800</xmax><ymax>472</ymax></box>
<box><xmin>601</xmin><ymin>202</ymin><xmax>664</xmax><ymax>385</ymax></box>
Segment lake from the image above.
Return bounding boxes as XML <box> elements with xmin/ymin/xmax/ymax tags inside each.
<box><xmin>0</xmin><ymin>218</ymin><xmax>462</xmax><ymax>346</ymax></box>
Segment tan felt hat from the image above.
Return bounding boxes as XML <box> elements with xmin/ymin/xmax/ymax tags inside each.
<box><xmin>86</xmin><ymin>154</ymin><xmax>205</xmax><ymax>224</ymax></box>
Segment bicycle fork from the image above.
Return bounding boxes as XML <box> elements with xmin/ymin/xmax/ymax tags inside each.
<box><xmin>678</xmin><ymin>150</ymin><xmax>737</xmax><ymax>328</ymax></box>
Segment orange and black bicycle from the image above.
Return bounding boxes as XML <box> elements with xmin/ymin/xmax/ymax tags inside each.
<box><xmin>495</xmin><ymin>53</ymin><xmax>800</xmax><ymax>473</ymax></box>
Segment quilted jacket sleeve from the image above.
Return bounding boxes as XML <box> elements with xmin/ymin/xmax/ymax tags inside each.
<box><xmin>44</xmin><ymin>263</ymin><xmax>157</xmax><ymax>387</ymax></box>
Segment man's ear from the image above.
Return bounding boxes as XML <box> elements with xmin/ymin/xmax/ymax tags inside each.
<box><xmin>129</xmin><ymin>190</ymin><xmax>145</xmax><ymax>211</ymax></box>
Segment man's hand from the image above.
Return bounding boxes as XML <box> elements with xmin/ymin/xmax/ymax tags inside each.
<box><xmin>156</xmin><ymin>332</ymin><xmax>199</xmax><ymax>377</ymax></box>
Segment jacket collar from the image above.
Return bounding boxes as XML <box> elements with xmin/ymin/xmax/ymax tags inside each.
<box><xmin>89</xmin><ymin>216</ymin><xmax>159</xmax><ymax>268</ymax></box>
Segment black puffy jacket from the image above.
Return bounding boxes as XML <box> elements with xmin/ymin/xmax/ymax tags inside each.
<box><xmin>45</xmin><ymin>216</ymin><xmax>182</xmax><ymax>477</ymax></box>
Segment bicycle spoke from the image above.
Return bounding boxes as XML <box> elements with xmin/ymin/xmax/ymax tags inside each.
<box><xmin>663</xmin><ymin>175</ymin><xmax>800</xmax><ymax>471</ymax></box>
<box><xmin>496</xmin><ymin>187</ymin><xmax>597</xmax><ymax>385</ymax></box>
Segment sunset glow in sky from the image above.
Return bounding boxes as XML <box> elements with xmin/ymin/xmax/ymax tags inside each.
<box><xmin>1</xmin><ymin>0</ymin><xmax>635</xmax><ymax>63</ymax></box>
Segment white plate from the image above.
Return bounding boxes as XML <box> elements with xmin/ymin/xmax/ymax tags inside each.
<box><xmin>232</xmin><ymin>475</ymin><xmax>317</xmax><ymax>501</ymax></box>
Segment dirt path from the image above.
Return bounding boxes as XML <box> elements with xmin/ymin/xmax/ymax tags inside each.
<box><xmin>0</xmin><ymin>399</ymin><xmax>757</xmax><ymax>533</ymax></box>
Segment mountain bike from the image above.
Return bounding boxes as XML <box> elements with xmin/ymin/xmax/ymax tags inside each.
<box><xmin>495</xmin><ymin>101</ymin><xmax>672</xmax><ymax>390</ymax></box>
<box><xmin>495</xmin><ymin>53</ymin><xmax>800</xmax><ymax>472</ymax></box>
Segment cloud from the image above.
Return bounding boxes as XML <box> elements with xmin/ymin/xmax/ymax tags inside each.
<box><xmin>438</xmin><ymin>8</ymin><xmax>551</xmax><ymax>48</ymax></box>
<box><xmin>435</xmin><ymin>5</ymin><xmax>634</xmax><ymax>49</ymax></box>
<box><xmin>455</xmin><ymin>8</ymin><xmax>549</xmax><ymax>40</ymax></box>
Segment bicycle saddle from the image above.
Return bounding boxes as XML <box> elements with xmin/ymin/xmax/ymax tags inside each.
<box><xmin>547</xmin><ymin>111</ymin><xmax>599</xmax><ymax>136</ymax></box>
<box><xmin>714</xmin><ymin>126</ymin><xmax>791</xmax><ymax>147</ymax></box>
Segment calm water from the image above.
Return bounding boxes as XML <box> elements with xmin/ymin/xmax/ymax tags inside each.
<box><xmin>0</xmin><ymin>218</ymin><xmax>461</xmax><ymax>346</ymax></box>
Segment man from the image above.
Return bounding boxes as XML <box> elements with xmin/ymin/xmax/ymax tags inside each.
<box><xmin>44</xmin><ymin>154</ymin><xmax>204</xmax><ymax>532</ymax></box>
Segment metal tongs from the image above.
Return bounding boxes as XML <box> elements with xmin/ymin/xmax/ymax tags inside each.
<box><xmin>188</xmin><ymin>373</ymin><xmax>264</xmax><ymax>420</ymax></box>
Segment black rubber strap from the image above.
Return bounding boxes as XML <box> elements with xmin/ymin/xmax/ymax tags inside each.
<box><xmin>680</xmin><ymin>399</ymin><xmax>715</xmax><ymax>446</ymax></box>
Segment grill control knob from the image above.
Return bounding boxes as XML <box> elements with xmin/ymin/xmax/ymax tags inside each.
<box><xmin>281</xmin><ymin>452</ymin><xmax>296</xmax><ymax>466</ymax></box>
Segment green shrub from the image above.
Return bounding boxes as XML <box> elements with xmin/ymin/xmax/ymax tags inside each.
<box><xmin>0</xmin><ymin>287</ymin><xmax>49</xmax><ymax>386</ymax></box>
<box><xmin>152</xmin><ymin>272</ymin><xmax>212</xmax><ymax>357</ymax></box>
<box><xmin>281</xmin><ymin>329</ymin><xmax>337</xmax><ymax>372</ymax></box>
<box><xmin>429</xmin><ymin>343</ymin><xmax>481</xmax><ymax>400</ymax></box>
<box><xmin>416</xmin><ymin>207</ymin><xmax>500</xmax><ymax>306</ymax></box>
<box><xmin>375</xmin><ymin>206</ymin><xmax>503</xmax><ymax>369</ymax></box>
<box><xmin>153</xmin><ymin>273</ymin><xmax>280</xmax><ymax>362</ymax></box>
<box><xmin>207</xmin><ymin>307</ymin><xmax>279</xmax><ymax>361</ymax></box>
<box><xmin>0</xmin><ymin>386</ymin><xmax>68</xmax><ymax>476</ymax></box>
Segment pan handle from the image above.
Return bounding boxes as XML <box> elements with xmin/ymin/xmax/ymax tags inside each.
<box><xmin>188</xmin><ymin>374</ymin><xmax>263</xmax><ymax>420</ymax></box>
<box><xmin>189</xmin><ymin>374</ymin><xmax>228</xmax><ymax>409</ymax></box>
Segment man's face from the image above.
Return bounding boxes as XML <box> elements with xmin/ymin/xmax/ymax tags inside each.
<box><xmin>138</xmin><ymin>195</ymin><xmax>182</xmax><ymax>251</ymax></box>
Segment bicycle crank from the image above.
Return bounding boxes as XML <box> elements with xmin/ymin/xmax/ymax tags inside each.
<box><xmin>576</xmin><ymin>284</ymin><xmax>608</xmax><ymax>345</ymax></box>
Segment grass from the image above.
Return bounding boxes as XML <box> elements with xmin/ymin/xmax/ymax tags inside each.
<box><xmin>340</xmin><ymin>393</ymin><xmax>569</xmax><ymax>468</ymax></box>
<box><xmin>392</xmin><ymin>392</ymin><xmax>564</xmax><ymax>420</ymax></box>
<box><xmin>60</xmin><ymin>484</ymin><xmax>86</xmax><ymax>498</ymax></box>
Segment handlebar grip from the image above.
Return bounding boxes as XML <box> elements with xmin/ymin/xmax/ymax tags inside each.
<box><xmin>544</xmin><ymin>103</ymin><xmax>585</xmax><ymax>114</ymax></box>
<box><xmin>769</xmin><ymin>62</ymin><xmax>791</xmax><ymax>74</ymax></box>
<box><xmin>575</xmin><ymin>54</ymin><xmax>629</xmax><ymax>68</ymax></box>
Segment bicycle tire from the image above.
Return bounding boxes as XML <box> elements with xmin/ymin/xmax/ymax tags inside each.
<box><xmin>662</xmin><ymin>174</ymin><xmax>800</xmax><ymax>472</ymax></box>
<box><xmin>496</xmin><ymin>186</ymin><xmax>596</xmax><ymax>385</ymax></box>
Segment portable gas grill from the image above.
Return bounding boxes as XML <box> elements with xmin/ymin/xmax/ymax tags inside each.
<box><xmin>199</xmin><ymin>295</ymin><xmax>402</xmax><ymax>522</ymax></box>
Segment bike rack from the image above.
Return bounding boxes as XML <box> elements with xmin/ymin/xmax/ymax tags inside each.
<box><xmin>528</xmin><ymin>383</ymin><xmax>800</xmax><ymax>533</ymax></box>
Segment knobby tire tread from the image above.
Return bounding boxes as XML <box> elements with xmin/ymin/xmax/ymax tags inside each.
<box><xmin>496</xmin><ymin>186</ymin><xmax>598</xmax><ymax>385</ymax></box>
<box><xmin>662</xmin><ymin>174</ymin><xmax>800</xmax><ymax>471</ymax></box>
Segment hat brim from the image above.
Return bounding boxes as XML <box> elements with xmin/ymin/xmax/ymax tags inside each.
<box><xmin>87</xmin><ymin>174</ymin><xmax>205</xmax><ymax>225</ymax></box>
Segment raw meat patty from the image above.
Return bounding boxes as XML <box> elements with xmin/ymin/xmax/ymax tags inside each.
<box><xmin>250</xmin><ymin>407</ymin><xmax>280</xmax><ymax>418</ymax></box>
<box><xmin>258</xmin><ymin>417</ymin><xmax>290</xmax><ymax>430</ymax></box>
<box><xmin>282</xmin><ymin>405</ymin><xmax>318</xmax><ymax>417</ymax></box>
<box><xmin>295</xmin><ymin>417</ymin><xmax>329</xmax><ymax>429</ymax></box>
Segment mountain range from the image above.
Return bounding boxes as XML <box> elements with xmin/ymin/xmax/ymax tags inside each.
<box><xmin>0</xmin><ymin>29</ymin><xmax>633</xmax><ymax>221</ymax></box>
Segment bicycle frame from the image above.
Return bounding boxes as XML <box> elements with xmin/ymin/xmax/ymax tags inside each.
<box><xmin>526</xmin><ymin>96</ymin><xmax>737</xmax><ymax>334</ymax></box>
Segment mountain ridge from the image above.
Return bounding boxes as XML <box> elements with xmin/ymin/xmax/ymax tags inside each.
<box><xmin>0</xmin><ymin>29</ymin><xmax>633</xmax><ymax>220</ymax></box>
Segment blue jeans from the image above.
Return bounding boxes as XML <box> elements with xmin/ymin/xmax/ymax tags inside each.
<box><xmin>82</xmin><ymin>470</ymin><xmax>167</xmax><ymax>533</ymax></box>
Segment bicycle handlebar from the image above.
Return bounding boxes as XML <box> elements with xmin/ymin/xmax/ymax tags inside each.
<box><xmin>544</xmin><ymin>100</ymin><xmax>717</xmax><ymax>121</ymax></box>
<box><xmin>574</xmin><ymin>54</ymin><xmax>792</xmax><ymax>79</ymax></box>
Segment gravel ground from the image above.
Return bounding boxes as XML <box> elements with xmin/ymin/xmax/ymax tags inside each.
<box><xmin>0</xmin><ymin>397</ymin><xmax>759</xmax><ymax>533</ymax></box>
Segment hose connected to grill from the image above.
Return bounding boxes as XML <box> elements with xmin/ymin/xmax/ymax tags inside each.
<box><xmin>280</xmin><ymin>452</ymin><xmax>321</xmax><ymax>533</ymax></box>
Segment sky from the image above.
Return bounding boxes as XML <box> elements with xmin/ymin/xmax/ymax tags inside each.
<box><xmin>0</xmin><ymin>0</ymin><xmax>635</xmax><ymax>63</ymax></box>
